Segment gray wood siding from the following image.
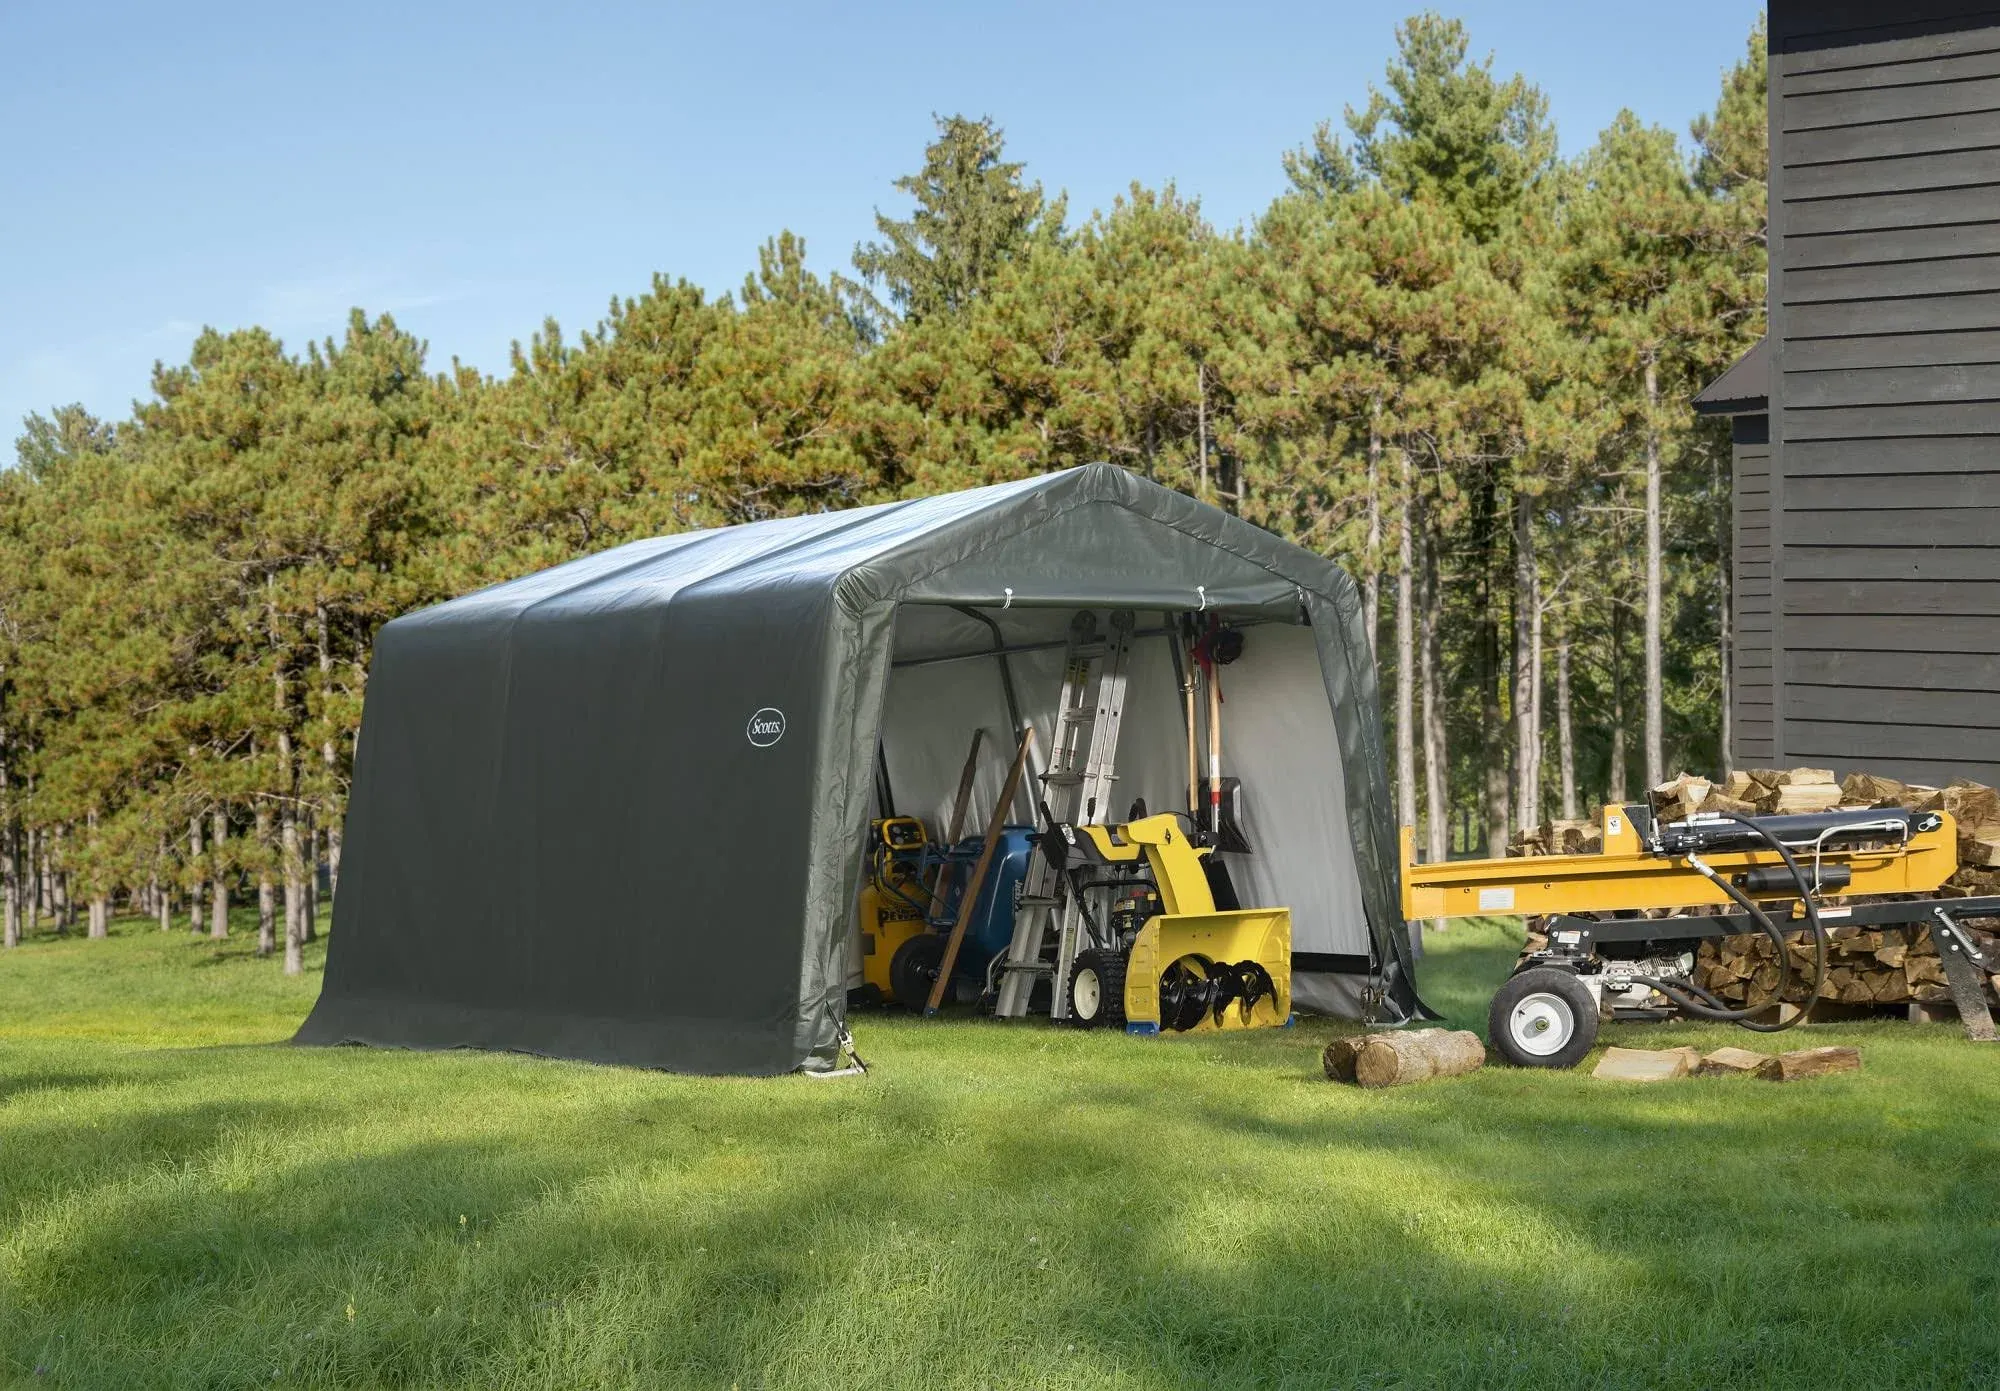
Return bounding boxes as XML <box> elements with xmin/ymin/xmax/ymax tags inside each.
<box><xmin>1732</xmin><ymin>416</ymin><xmax>1777</xmax><ymax>767</ymax></box>
<box><xmin>1771</xmin><ymin>6</ymin><xmax>2000</xmax><ymax>784</ymax></box>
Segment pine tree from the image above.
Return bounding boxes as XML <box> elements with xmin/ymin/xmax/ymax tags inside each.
<box><xmin>853</xmin><ymin>115</ymin><xmax>1064</xmax><ymax>327</ymax></box>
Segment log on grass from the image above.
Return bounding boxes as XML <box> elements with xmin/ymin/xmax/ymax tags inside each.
<box><xmin>1349</xmin><ymin>1029</ymin><xmax>1486</xmax><ymax>1088</ymax></box>
<box><xmin>1592</xmin><ymin>1046</ymin><xmax>1700</xmax><ymax>1081</ymax></box>
<box><xmin>1757</xmin><ymin>1046</ymin><xmax>1861</xmax><ymax>1081</ymax></box>
<box><xmin>1321</xmin><ymin>1035</ymin><xmax>1364</xmax><ymax>1083</ymax></box>
<box><xmin>1696</xmin><ymin>1046</ymin><xmax>1769</xmax><ymax>1076</ymax></box>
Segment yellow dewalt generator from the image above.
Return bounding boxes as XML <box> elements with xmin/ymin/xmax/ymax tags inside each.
<box><xmin>855</xmin><ymin>815</ymin><xmax>1035</xmax><ymax>1007</ymax></box>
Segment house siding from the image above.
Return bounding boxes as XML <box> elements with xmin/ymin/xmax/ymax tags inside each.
<box><xmin>1733</xmin><ymin>414</ymin><xmax>1777</xmax><ymax>767</ymax></box>
<box><xmin>1769</xmin><ymin>2</ymin><xmax>2000</xmax><ymax>786</ymax></box>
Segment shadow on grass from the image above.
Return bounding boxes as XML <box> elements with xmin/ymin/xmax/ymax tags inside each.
<box><xmin>5</xmin><ymin>1042</ymin><xmax>1997</xmax><ymax>1390</ymax></box>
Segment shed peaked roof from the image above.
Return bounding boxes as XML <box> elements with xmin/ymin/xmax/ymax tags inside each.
<box><xmin>413</xmin><ymin>463</ymin><xmax>1351</xmax><ymax>628</ymax></box>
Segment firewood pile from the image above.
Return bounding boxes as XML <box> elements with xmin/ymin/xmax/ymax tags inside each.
<box><xmin>1507</xmin><ymin>767</ymin><xmax>2000</xmax><ymax>1014</ymax></box>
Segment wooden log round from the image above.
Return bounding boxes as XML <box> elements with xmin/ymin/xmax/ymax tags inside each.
<box><xmin>1321</xmin><ymin>1035</ymin><xmax>1364</xmax><ymax>1083</ymax></box>
<box><xmin>1353</xmin><ymin>1029</ymin><xmax>1486</xmax><ymax>1088</ymax></box>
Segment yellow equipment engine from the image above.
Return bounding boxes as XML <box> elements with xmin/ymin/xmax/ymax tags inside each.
<box><xmin>1049</xmin><ymin>813</ymin><xmax>1291</xmax><ymax>1034</ymax></box>
<box><xmin>856</xmin><ymin>817</ymin><xmax>934</xmax><ymax>1004</ymax></box>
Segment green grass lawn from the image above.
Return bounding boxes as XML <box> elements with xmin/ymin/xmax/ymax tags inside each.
<box><xmin>3</xmin><ymin>915</ymin><xmax>1997</xmax><ymax>1390</ymax></box>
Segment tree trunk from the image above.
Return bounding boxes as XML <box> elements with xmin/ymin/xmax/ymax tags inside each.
<box><xmin>1557</xmin><ymin>630</ymin><xmax>1578</xmax><ymax>820</ymax></box>
<box><xmin>54</xmin><ymin>826</ymin><xmax>70</xmax><ymax>935</ymax></box>
<box><xmin>1643</xmin><ymin>355</ymin><xmax>1665</xmax><ymax>789</ymax></box>
<box><xmin>256</xmin><ymin>802</ymin><xmax>276</xmax><ymax>958</ymax></box>
<box><xmin>1609</xmin><ymin>606</ymin><xmax>1629</xmax><ymax>806</ymax></box>
<box><xmin>1511</xmin><ymin>488</ymin><xmax>1536</xmax><ymax>831</ymax></box>
<box><xmin>1528</xmin><ymin>568</ymin><xmax>1544</xmax><ymax>830</ymax></box>
<box><xmin>303</xmin><ymin>818</ymin><xmax>319</xmax><ymax>942</ymax></box>
<box><xmin>25</xmin><ymin>826</ymin><xmax>38</xmax><ymax>937</ymax></box>
<box><xmin>1395</xmin><ymin>449</ymin><xmax>1415</xmax><ymax>829</ymax></box>
<box><xmin>188</xmin><ymin>814</ymin><xmax>204</xmax><ymax>934</ymax></box>
<box><xmin>316</xmin><ymin>601</ymin><xmax>344</xmax><ymax>899</ymax></box>
<box><xmin>86</xmin><ymin>809</ymin><xmax>106</xmax><ymax>939</ymax></box>
<box><xmin>1477</xmin><ymin>478</ymin><xmax>1507</xmax><ymax>856</ymax></box>
<box><xmin>1196</xmin><ymin>361</ymin><xmax>1209</xmax><ymax>497</ymax></box>
<box><xmin>1364</xmin><ymin>402</ymin><xmax>1382</xmax><ymax>661</ymax></box>
<box><xmin>1</xmin><ymin>751</ymin><xmax>14</xmax><ymax>949</ymax></box>
<box><xmin>210</xmin><ymin>804</ymin><xmax>229</xmax><ymax>939</ymax></box>
<box><xmin>156</xmin><ymin>836</ymin><xmax>172</xmax><ymax>931</ymax></box>
<box><xmin>3</xmin><ymin>822</ymin><xmax>17</xmax><ymax>950</ymax></box>
<box><xmin>282</xmin><ymin>806</ymin><xmax>304</xmax><ymax>976</ymax></box>
<box><xmin>1420</xmin><ymin>529</ymin><xmax>1449</xmax><ymax>935</ymax></box>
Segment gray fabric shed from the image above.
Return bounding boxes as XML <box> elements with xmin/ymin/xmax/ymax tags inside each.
<box><xmin>297</xmin><ymin>463</ymin><xmax>1420</xmax><ymax>1074</ymax></box>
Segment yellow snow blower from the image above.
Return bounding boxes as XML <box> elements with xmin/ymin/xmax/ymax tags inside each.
<box><xmin>1046</xmin><ymin>812</ymin><xmax>1291</xmax><ymax>1034</ymax></box>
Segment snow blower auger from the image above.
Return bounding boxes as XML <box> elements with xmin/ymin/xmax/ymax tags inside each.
<box><xmin>1044</xmin><ymin>812</ymin><xmax>1291</xmax><ymax>1034</ymax></box>
<box><xmin>1400</xmin><ymin>802</ymin><xmax>1998</xmax><ymax>1068</ymax></box>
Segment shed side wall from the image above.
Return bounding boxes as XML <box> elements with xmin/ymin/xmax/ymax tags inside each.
<box><xmin>1772</xmin><ymin>5</ymin><xmax>2000</xmax><ymax>785</ymax></box>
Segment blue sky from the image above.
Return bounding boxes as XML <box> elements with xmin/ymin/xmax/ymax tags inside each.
<box><xmin>0</xmin><ymin>0</ymin><xmax>1762</xmax><ymax>438</ymax></box>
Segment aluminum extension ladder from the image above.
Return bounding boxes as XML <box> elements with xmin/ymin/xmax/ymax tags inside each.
<box><xmin>994</xmin><ymin>609</ymin><xmax>1135</xmax><ymax>1019</ymax></box>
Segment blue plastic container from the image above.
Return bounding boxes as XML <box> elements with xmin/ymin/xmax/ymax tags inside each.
<box><xmin>933</xmin><ymin>826</ymin><xmax>1034</xmax><ymax>982</ymax></box>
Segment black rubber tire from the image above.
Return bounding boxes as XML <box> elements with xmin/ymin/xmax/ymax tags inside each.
<box><xmin>1488</xmin><ymin>966</ymin><xmax>1598</xmax><ymax>1069</ymax></box>
<box><xmin>1066</xmin><ymin>948</ymin><xmax>1128</xmax><ymax>1029</ymax></box>
<box><xmin>889</xmin><ymin>934</ymin><xmax>948</xmax><ymax>1009</ymax></box>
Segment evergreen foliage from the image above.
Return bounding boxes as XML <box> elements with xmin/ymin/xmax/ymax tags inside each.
<box><xmin>853</xmin><ymin>114</ymin><xmax>1066</xmax><ymax>327</ymax></box>
<box><xmin>0</xmin><ymin>15</ymin><xmax>1768</xmax><ymax>956</ymax></box>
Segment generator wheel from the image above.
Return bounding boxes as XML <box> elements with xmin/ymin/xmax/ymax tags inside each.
<box><xmin>890</xmin><ymin>934</ymin><xmax>948</xmax><ymax>1009</ymax></box>
<box><xmin>1067</xmin><ymin>949</ymin><xmax>1127</xmax><ymax>1029</ymax></box>
<box><xmin>1489</xmin><ymin>967</ymin><xmax>1597</xmax><ymax>1069</ymax></box>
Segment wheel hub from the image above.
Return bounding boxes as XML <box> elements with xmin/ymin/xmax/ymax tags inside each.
<box><xmin>1509</xmin><ymin>992</ymin><xmax>1575</xmax><ymax>1057</ymax></box>
<box><xmin>1073</xmin><ymin>968</ymin><xmax>1101</xmax><ymax>1019</ymax></box>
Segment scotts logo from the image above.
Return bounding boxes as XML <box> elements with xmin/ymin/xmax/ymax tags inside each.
<box><xmin>746</xmin><ymin>708</ymin><xmax>787</xmax><ymax>747</ymax></box>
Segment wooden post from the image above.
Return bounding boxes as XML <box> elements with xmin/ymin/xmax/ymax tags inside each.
<box><xmin>926</xmin><ymin>727</ymin><xmax>1035</xmax><ymax>1017</ymax></box>
<box><xmin>923</xmin><ymin>729</ymin><xmax>986</xmax><ymax>924</ymax></box>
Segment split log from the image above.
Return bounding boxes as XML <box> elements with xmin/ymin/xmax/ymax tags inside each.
<box><xmin>1757</xmin><ymin>1046</ymin><xmax>1861</xmax><ymax>1081</ymax></box>
<box><xmin>1348</xmin><ymin>1029</ymin><xmax>1486</xmax><ymax>1088</ymax></box>
<box><xmin>1696</xmin><ymin>1046</ymin><xmax>1768</xmax><ymax>1076</ymax></box>
<box><xmin>1770</xmin><ymin>782</ymin><xmax>1844</xmax><ymax>814</ymax></box>
<box><xmin>1592</xmin><ymin>1046</ymin><xmax>1699</xmax><ymax>1081</ymax></box>
<box><xmin>1840</xmin><ymin>771</ymin><xmax>1908</xmax><ymax>806</ymax></box>
<box><xmin>1774</xmin><ymin>768</ymin><xmax>1836</xmax><ymax>786</ymax></box>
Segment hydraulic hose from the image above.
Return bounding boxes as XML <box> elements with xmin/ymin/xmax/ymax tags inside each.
<box><xmin>1631</xmin><ymin>812</ymin><xmax>1829</xmax><ymax>1034</ymax></box>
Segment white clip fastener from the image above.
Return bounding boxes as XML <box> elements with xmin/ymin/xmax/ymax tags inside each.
<box><xmin>1003</xmin><ymin>587</ymin><xmax>1014</xmax><ymax>609</ymax></box>
<box><xmin>1196</xmin><ymin>585</ymin><xmax>1208</xmax><ymax>611</ymax></box>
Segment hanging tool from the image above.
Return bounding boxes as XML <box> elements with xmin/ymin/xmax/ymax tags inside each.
<box><xmin>1189</xmin><ymin>618</ymin><xmax>1250</xmax><ymax>854</ymax></box>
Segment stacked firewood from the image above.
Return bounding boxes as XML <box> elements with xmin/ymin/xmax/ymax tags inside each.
<box><xmin>1505</xmin><ymin>818</ymin><xmax>1603</xmax><ymax>856</ymax></box>
<box><xmin>1507</xmin><ymin>767</ymin><xmax>2000</xmax><ymax>1012</ymax></box>
<box><xmin>1692</xmin><ymin>921</ymin><xmax>2000</xmax><ymax>1009</ymax></box>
